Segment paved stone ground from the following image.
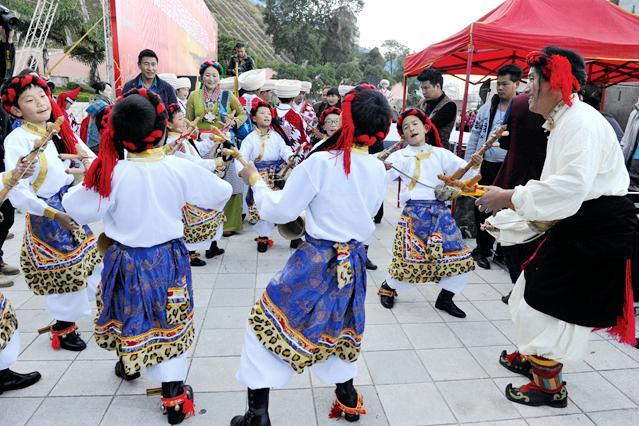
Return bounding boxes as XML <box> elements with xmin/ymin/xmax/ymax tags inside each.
<box><xmin>1</xmin><ymin>188</ymin><xmax>639</xmax><ymax>426</ymax></box>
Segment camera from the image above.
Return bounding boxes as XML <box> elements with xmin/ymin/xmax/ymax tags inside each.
<box><xmin>0</xmin><ymin>5</ymin><xmax>19</xmax><ymax>31</ymax></box>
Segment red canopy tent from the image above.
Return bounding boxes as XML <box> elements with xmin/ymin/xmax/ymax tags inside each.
<box><xmin>403</xmin><ymin>0</ymin><xmax>639</xmax><ymax>154</ymax></box>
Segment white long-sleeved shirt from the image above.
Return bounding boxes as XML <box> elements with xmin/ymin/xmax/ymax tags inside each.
<box><xmin>487</xmin><ymin>99</ymin><xmax>629</xmax><ymax>244</ymax></box>
<box><xmin>166</xmin><ymin>133</ymin><xmax>217</xmax><ymax>172</ymax></box>
<box><xmin>62</xmin><ymin>149</ymin><xmax>232</xmax><ymax>247</ymax></box>
<box><xmin>387</xmin><ymin>144</ymin><xmax>479</xmax><ymax>205</ymax></box>
<box><xmin>236</xmin><ymin>129</ymin><xmax>293</xmax><ymax>173</ymax></box>
<box><xmin>252</xmin><ymin>149</ymin><xmax>386</xmax><ymax>243</ymax></box>
<box><xmin>512</xmin><ymin>99</ymin><xmax>628</xmax><ymax>221</ymax></box>
<box><xmin>4</xmin><ymin>126</ymin><xmax>95</xmax><ymax>216</ymax></box>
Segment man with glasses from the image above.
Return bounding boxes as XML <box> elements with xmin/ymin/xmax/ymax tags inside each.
<box><xmin>464</xmin><ymin>64</ymin><xmax>522</xmax><ymax>269</ymax></box>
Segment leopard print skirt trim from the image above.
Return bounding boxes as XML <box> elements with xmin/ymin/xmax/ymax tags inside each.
<box><xmin>182</xmin><ymin>204</ymin><xmax>226</xmax><ymax>244</ymax></box>
<box><xmin>0</xmin><ymin>291</ymin><xmax>18</xmax><ymax>351</ymax></box>
<box><xmin>248</xmin><ymin>300</ymin><xmax>362</xmax><ymax>374</ymax></box>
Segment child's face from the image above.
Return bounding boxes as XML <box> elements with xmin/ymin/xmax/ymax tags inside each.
<box><xmin>254</xmin><ymin>106</ymin><xmax>272</xmax><ymax>128</ymax></box>
<box><xmin>176</xmin><ymin>87</ymin><xmax>189</xmax><ymax>100</ymax></box>
<box><xmin>168</xmin><ymin>111</ymin><xmax>186</xmax><ymax>132</ymax></box>
<box><xmin>322</xmin><ymin>113</ymin><xmax>340</xmax><ymax>137</ymax></box>
<box><xmin>12</xmin><ymin>85</ymin><xmax>51</xmax><ymax>124</ymax></box>
<box><xmin>258</xmin><ymin>89</ymin><xmax>271</xmax><ymax>102</ymax></box>
<box><xmin>327</xmin><ymin>94</ymin><xmax>339</xmax><ymax>106</ymax></box>
<box><xmin>401</xmin><ymin>115</ymin><xmax>427</xmax><ymax>146</ymax></box>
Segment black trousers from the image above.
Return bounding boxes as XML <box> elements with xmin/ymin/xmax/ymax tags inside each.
<box><xmin>0</xmin><ymin>199</ymin><xmax>15</xmax><ymax>262</ymax></box>
<box><xmin>473</xmin><ymin>160</ymin><xmax>503</xmax><ymax>257</ymax></box>
<box><xmin>501</xmin><ymin>240</ymin><xmax>539</xmax><ymax>284</ymax></box>
<box><xmin>374</xmin><ymin>204</ymin><xmax>383</xmax><ymax>223</ymax></box>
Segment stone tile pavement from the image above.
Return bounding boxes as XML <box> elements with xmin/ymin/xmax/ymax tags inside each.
<box><xmin>1</xmin><ymin>188</ymin><xmax>639</xmax><ymax>425</ymax></box>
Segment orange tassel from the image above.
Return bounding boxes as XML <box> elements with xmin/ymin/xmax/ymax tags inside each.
<box><xmin>607</xmin><ymin>259</ymin><xmax>636</xmax><ymax>345</ymax></box>
<box><xmin>328</xmin><ymin>401</ymin><xmax>343</xmax><ymax>419</ymax></box>
<box><xmin>267</xmin><ymin>239</ymin><xmax>274</xmax><ymax>248</ymax></box>
<box><xmin>51</xmin><ymin>334</ymin><xmax>61</xmax><ymax>350</ymax></box>
<box><xmin>182</xmin><ymin>396</ymin><xmax>195</xmax><ymax>417</ymax></box>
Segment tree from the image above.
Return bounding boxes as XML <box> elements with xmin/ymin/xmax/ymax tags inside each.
<box><xmin>358</xmin><ymin>48</ymin><xmax>388</xmax><ymax>85</ymax></box>
<box><xmin>381</xmin><ymin>40</ymin><xmax>410</xmax><ymax>77</ymax></box>
<box><xmin>264</xmin><ymin>0</ymin><xmax>363</xmax><ymax>65</ymax></box>
<box><xmin>68</xmin><ymin>18</ymin><xmax>105</xmax><ymax>84</ymax></box>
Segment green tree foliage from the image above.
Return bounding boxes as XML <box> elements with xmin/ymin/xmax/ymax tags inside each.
<box><xmin>358</xmin><ymin>47</ymin><xmax>389</xmax><ymax>86</ymax></box>
<box><xmin>264</xmin><ymin>0</ymin><xmax>363</xmax><ymax>65</ymax></box>
<box><xmin>67</xmin><ymin>18</ymin><xmax>105</xmax><ymax>84</ymax></box>
<box><xmin>381</xmin><ymin>39</ymin><xmax>411</xmax><ymax>79</ymax></box>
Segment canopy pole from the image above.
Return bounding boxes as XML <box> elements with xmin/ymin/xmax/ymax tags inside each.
<box><xmin>110</xmin><ymin>0</ymin><xmax>123</xmax><ymax>96</ymax></box>
<box><xmin>600</xmin><ymin>86</ymin><xmax>606</xmax><ymax>112</ymax></box>
<box><xmin>457</xmin><ymin>43</ymin><xmax>474</xmax><ymax>157</ymax></box>
<box><xmin>402</xmin><ymin>75</ymin><xmax>408</xmax><ymax>109</ymax></box>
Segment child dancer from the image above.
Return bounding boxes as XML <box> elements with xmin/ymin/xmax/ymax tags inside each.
<box><xmin>0</xmin><ymin>159</ymin><xmax>42</xmax><ymax>394</ymax></box>
<box><xmin>377</xmin><ymin>109</ymin><xmax>481</xmax><ymax>318</ymax></box>
<box><xmin>62</xmin><ymin>89</ymin><xmax>232</xmax><ymax>424</ymax></box>
<box><xmin>237</xmin><ymin>100</ymin><xmax>293</xmax><ymax>252</ymax></box>
<box><xmin>1</xmin><ymin>73</ymin><xmax>99</xmax><ymax>352</ymax></box>
<box><xmin>231</xmin><ymin>86</ymin><xmax>390</xmax><ymax>424</ymax></box>
<box><xmin>166</xmin><ymin>104</ymin><xmax>226</xmax><ymax>264</ymax></box>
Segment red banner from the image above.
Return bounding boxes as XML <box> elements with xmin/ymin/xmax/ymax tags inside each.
<box><xmin>112</xmin><ymin>0</ymin><xmax>217</xmax><ymax>89</ymax></box>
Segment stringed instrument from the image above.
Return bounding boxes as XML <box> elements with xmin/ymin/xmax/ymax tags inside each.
<box><xmin>0</xmin><ymin>117</ymin><xmax>64</xmax><ymax>204</ymax></box>
<box><xmin>165</xmin><ymin>116</ymin><xmax>203</xmax><ymax>155</ymax></box>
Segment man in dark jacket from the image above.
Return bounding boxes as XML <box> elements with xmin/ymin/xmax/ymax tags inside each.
<box><xmin>122</xmin><ymin>49</ymin><xmax>177</xmax><ymax>107</ymax></box>
<box><xmin>417</xmin><ymin>68</ymin><xmax>456</xmax><ymax>149</ymax></box>
<box><xmin>227</xmin><ymin>43</ymin><xmax>255</xmax><ymax>76</ymax></box>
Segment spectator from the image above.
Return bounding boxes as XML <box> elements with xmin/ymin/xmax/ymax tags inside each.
<box><xmin>621</xmin><ymin>97</ymin><xmax>639</xmax><ymax>191</ymax></box>
<box><xmin>313</xmin><ymin>86</ymin><xmax>330</xmax><ymax>115</ymax></box>
<box><xmin>317</xmin><ymin>87</ymin><xmax>341</xmax><ymax>118</ymax></box>
<box><xmin>582</xmin><ymin>84</ymin><xmax>623</xmax><ymax>142</ymax></box>
<box><xmin>81</xmin><ymin>81</ymin><xmax>113</xmax><ymax>153</ymax></box>
<box><xmin>122</xmin><ymin>49</ymin><xmax>177</xmax><ymax>107</ymax></box>
<box><xmin>227</xmin><ymin>42</ymin><xmax>255</xmax><ymax>76</ymax></box>
<box><xmin>464</xmin><ymin>63</ymin><xmax>522</xmax><ymax>269</ymax></box>
<box><xmin>418</xmin><ymin>68</ymin><xmax>456</xmax><ymax>149</ymax></box>
<box><xmin>378</xmin><ymin>79</ymin><xmax>393</xmax><ymax>104</ymax></box>
<box><xmin>174</xmin><ymin>77</ymin><xmax>191</xmax><ymax>114</ymax></box>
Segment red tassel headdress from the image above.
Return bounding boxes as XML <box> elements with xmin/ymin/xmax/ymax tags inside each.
<box><xmin>1</xmin><ymin>73</ymin><xmax>78</xmax><ymax>154</ymax></box>
<box><xmin>319</xmin><ymin>106</ymin><xmax>342</xmax><ymax>127</ymax></box>
<box><xmin>396</xmin><ymin>108</ymin><xmax>442</xmax><ymax>147</ymax></box>
<box><xmin>83</xmin><ymin>88</ymin><xmax>168</xmax><ymax>198</ymax></box>
<box><xmin>526</xmin><ymin>51</ymin><xmax>581</xmax><ymax>107</ymax></box>
<box><xmin>332</xmin><ymin>84</ymin><xmax>389</xmax><ymax>175</ymax></box>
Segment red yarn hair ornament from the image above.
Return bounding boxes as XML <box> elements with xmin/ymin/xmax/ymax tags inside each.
<box><xmin>526</xmin><ymin>51</ymin><xmax>581</xmax><ymax>107</ymax></box>
<box><xmin>396</xmin><ymin>108</ymin><xmax>442</xmax><ymax>147</ymax></box>
<box><xmin>319</xmin><ymin>106</ymin><xmax>341</xmax><ymax>126</ymax></box>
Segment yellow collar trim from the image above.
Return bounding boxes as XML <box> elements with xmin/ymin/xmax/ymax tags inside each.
<box><xmin>167</xmin><ymin>131</ymin><xmax>181</xmax><ymax>138</ymax></box>
<box><xmin>352</xmin><ymin>145</ymin><xmax>369</xmax><ymax>155</ymax></box>
<box><xmin>128</xmin><ymin>147</ymin><xmax>165</xmax><ymax>162</ymax></box>
<box><xmin>21</xmin><ymin>121</ymin><xmax>48</xmax><ymax>137</ymax></box>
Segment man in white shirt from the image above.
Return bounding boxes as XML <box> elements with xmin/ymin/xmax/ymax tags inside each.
<box><xmin>477</xmin><ymin>46</ymin><xmax>637</xmax><ymax>409</ymax></box>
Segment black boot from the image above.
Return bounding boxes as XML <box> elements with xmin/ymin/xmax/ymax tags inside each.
<box><xmin>377</xmin><ymin>281</ymin><xmax>398</xmax><ymax>309</ymax></box>
<box><xmin>256</xmin><ymin>237</ymin><xmax>269</xmax><ymax>253</ymax></box>
<box><xmin>472</xmin><ymin>248</ymin><xmax>491</xmax><ymax>270</ymax></box>
<box><xmin>52</xmin><ymin>321</ymin><xmax>86</xmax><ymax>351</ymax></box>
<box><xmin>329</xmin><ymin>379</ymin><xmax>366</xmax><ymax>422</ymax></box>
<box><xmin>364</xmin><ymin>245</ymin><xmax>377</xmax><ymax>270</ymax></box>
<box><xmin>501</xmin><ymin>290</ymin><xmax>512</xmax><ymax>305</ymax></box>
<box><xmin>231</xmin><ymin>387</ymin><xmax>271</xmax><ymax>426</ymax></box>
<box><xmin>205</xmin><ymin>241</ymin><xmax>225</xmax><ymax>259</ymax></box>
<box><xmin>0</xmin><ymin>368</ymin><xmax>41</xmax><ymax>394</ymax></box>
<box><xmin>435</xmin><ymin>289</ymin><xmax>466</xmax><ymax>318</ymax></box>
<box><xmin>161</xmin><ymin>381</ymin><xmax>195</xmax><ymax>425</ymax></box>
<box><xmin>289</xmin><ymin>238</ymin><xmax>303</xmax><ymax>249</ymax></box>
<box><xmin>115</xmin><ymin>359</ymin><xmax>140</xmax><ymax>381</ymax></box>
<box><xmin>189</xmin><ymin>252</ymin><xmax>206</xmax><ymax>267</ymax></box>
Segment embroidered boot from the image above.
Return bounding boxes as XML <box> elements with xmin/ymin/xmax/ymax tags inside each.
<box><xmin>231</xmin><ymin>387</ymin><xmax>271</xmax><ymax>426</ymax></box>
<box><xmin>160</xmin><ymin>381</ymin><xmax>195</xmax><ymax>425</ymax></box>
<box><xmin>378</xmin><ymin>281</ymin><xmax>398</xmax><ymax>309</ymax></box>
<box><xmin>49</xmin><ymin>321</ymin><xmax>86</xmax><ymax>351</ymax></box>
<box><xmin>205</xmin><ymin>241</ymin><xmax>225</xmax><ymax>259</ymax></box>
<box><xmin>505</xmin><ymin>355</ymin><xmax>568</xmax><ymax>408</ymax></box>
<box><xmin>364</xmin><ymin>245</ymin><xmax>377</xmax><ymax>270</ymax></box>
<box><xmin>499</xmin><ymin>350</ymin><xmax>533</xmax><ymax>380</ymax></box>
<box><xmin>435</xmin><ymin>289</ymin><xmax>466</xmax><ymax>318</ymax></box>
<box><xmin>289</xmin><ymin>238</ymin><xmax>303</xmax><ymax>249</ymax></box>
<box><xmin>115</xmin><ymin>358</ymin><xmax>140</xmax><ymax>381</ymax></box>
<box><xmin>0</xmin><ymin>368</ymin><xmax>41</xmax><ymax>395</ymax></box>
<box><xmin>329</xmin><ymin>379</ymin><xmax>367</xmax><ymax>422</ymax></box>
<box><xmin>256</xmin><ymin>237</ymin><xmax>272</xmax><ymax>253</ymax></box>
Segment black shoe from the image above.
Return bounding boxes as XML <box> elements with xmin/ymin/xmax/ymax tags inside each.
<box><xmin>52</xmin><ymin>321</ymin><xmax>86</xmax><ymax>351</ymax></box>
<box><xmin>289</xmin><ymin>238</ymin><xmax>302</xmax><ymax>249</ymax></box>
<box><xmin>115</xmin><ymin>360</ymin><xmax>140</xmax><ymax>381</ymax></box>
<box><xmin>435</xmin><ymin>289</ymin><xmax>466</xmax><ymax>318</ymax></box>
<box><xmin>223</xmin><ymin>231</ymin><xmax>236</xmax><ymax>237</ymax></box>
<box><xmin>161</xmin><ymin>381</ymin><xmax>195</xmax><ymax>425</ymax></box>
<box><xmin>329</xmin><ymin>379</ymin><xmax>366</xmax><ymax>422</ymax></box>
<box><xmin>378</xmin><ymin>282</ymin><xmax>397</xmax><ymax>309</ymax></box>
<box><xmin>205</xmin><ymin>241</ymin><xmax>225</xmax><ymax>259</ymax></box>
<box><xmin>231</xmin><ymin>387</ymin><xmax>271</xmax><ymax>426</ymax></box>
<box><xmin>475</xmin><ymin>255</ymin><xmax>490</xmax><ymax>269</ymax></box>
<box><xmin>190</xmin><ymin>256</ymin><xmax>206</xmax><ymax>267</ymax></box>
<box><xmin>373</xmin><ymin>217</ymin><xmax>382</xmax><ymax>224</ymax></box>
<box><xmin>0</xmin><ymin>369</ymin><xmax>41</xmax><ymax>394</ymax></box>
<box><xmin>505</xmin><ymin>382</ymin><xmax>568</xmax><ymax>408</ymax></box>
<box><xmin>364</xmin><ymin>245</ymin><xmax>377</xmax><ymax>270</ymax></box>
<box><xmin>256</xmin><ymin>237</ymin><xmax>269</xmax><ymax>253</ymax></box>
<box><xmin>501</xmin><ymin>291</ymin><xmax>512</xmax><ymax>305</ymax></box>
<box><xmin>493</xmin><ymin>254</ymin><xmax>506</xmax><ymax>268</ymax></box>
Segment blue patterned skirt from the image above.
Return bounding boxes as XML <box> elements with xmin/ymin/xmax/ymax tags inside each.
<box><xmin>248</xmin><ymin>235</ymin><xmax>366</xmax><ymax>373</ymax></box>
<box><xmin>21</xmin><ymin>186</ymin><xmax>100</xmax><ymax>295</ymax></box>
<box><xmin>95</xmin><ymin>238</ymin><xmax>194</xmax><ymax>375</ymax></box>
<box><xmin>388</xmin><ymin>199</ymin><xmax>475</xmax><ymax>284</ymax></box>
<box><xmin>0</xmin><ymin>291</ymin><xmax>17</xmax><ymax>351</ymax></box>
<box><xmin>246</xmin><ymin>159</ymin><xmax>284</xmax><ymax>224</ymax></box>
